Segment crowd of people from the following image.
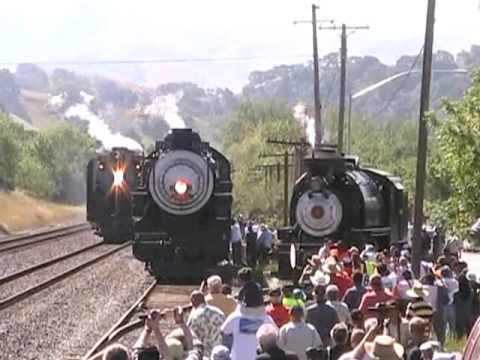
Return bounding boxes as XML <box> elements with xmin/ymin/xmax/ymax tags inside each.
<box><xmin>92</xmin><ymin>240</ymin><xmax>480</xmax><ymax>360</ymax></box>
<box><xmin>230</xmin><ymin>217</ymin><xmax>274</xmax><ymax>267</ymax></box>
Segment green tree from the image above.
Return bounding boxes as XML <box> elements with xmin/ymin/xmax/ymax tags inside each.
<box><xmin>0</xmin><ymin>114</ymin><xmax>21</xmax><ymax>190</ymax></box>
<box><xmin>223</xmin><ymin>101</ymin><xmax>302</xmax><ymax>225</ymax></box>
<box><xmin>12</xmin><ymin>122</ymin><xmax>96</xmax><ymax>202</ymax></box>
<box><xmin>430</xmin><ymin>71</ymin><xmax>480</xmax><ymax>238</ymax></box>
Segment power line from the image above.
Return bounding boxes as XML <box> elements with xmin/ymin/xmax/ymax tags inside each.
<box><xmin>370</xmin><ymin>47</ymin><xmax>424</xmax><ymax>119</ymax></box>
<box><xmin>0</xmin><ymin>54</ymin><xmax>313</xmax><ymax>67</ymax></box>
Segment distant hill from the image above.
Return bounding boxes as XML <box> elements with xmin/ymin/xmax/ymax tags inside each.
<box><xmin>0</xmin><ymin>45</ymin><xmax>479</xmax><ymax>149</ymax></box>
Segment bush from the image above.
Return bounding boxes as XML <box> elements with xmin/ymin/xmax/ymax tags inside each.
<box><xmin>0</xmin><ymin>114</ymin><xmax>21</xmax><ymax>190</ymax></box>
<box><xmin>0</xmin><ymin>113</ymin><xmax>96</xmax><ymax>203</ymax></box>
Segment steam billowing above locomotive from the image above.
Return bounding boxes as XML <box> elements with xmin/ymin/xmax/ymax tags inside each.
<box><xmin>132</xmin><ymin>129</ymin><xmax>233</xmax><ymax>281</ymax></box>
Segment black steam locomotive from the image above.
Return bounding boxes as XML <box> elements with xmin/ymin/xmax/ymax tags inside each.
<box><xmin>278</xmin><ymin>147</ymin><xmax>408</xmax><ymax>277</ymax></box>
<box><xmin>132</xmin><ymin>129</ymin><xmax>233</xmax><ymax>281</ymax></box>
<box><xmin>86</xmin><ymin>148</ymin><xmax>143</xmax><ymax>243</ymax></box>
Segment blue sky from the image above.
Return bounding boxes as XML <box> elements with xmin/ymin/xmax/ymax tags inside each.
<box><xmin>1</xmin><ymin>0</ymin><xmax>479</xmax><ymax>90</ymax></box>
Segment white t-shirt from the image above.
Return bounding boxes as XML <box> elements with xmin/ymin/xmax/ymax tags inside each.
<box><xmin>221</xmin><ymin>309</ymin><xmax>276</xmax><ymax>360</ymax></box>
<box><xmin>381</xmin><ymin>272</ymin><xmax>398</xmax><ymax>290</ymax></box>
<box><xmin>278</xmin><ymin>322</ymin><xmax>322</xmax><ymax>360</ymax></box>
<box><xmin>396</xmin><ymin>279</ymin><xmax>413</xmax><ymax>300</ymax></box>
<box><xmin>231</xmin><ymin>223</ymin><xmax>242</xmax><ymax>243</ymax></box>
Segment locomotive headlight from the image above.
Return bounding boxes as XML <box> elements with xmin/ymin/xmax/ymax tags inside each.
<box><xmin>98</xmin><ymin>162</ymin><xmax>105</xmax><ymax>171</ymax></box>
<box><xmin>174</xmin><ymin>179</ymin><xmax>188</xmax><ymax>195</ymax></box>
<box><xmin>113</xmin><ymin>169</ymin><xmax>125</xmax><ymax>187</ymax></box>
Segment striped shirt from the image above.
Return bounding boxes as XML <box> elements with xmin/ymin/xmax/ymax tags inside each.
<box><xmin>406</xmin><ymin>298</ymin><xmax>434</xmax><ymax>319</ymax></box>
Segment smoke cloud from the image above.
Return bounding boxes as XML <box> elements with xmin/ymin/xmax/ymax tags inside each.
<box><xmin>293</xmin><ymin>102</ymin><xmax>315</xmax><ymax>147</ymax></box>
<box><xmin>65</xmin><ymin>91</ymin><xmax>143</xmax><ymax>152</ymax></box>
<box><xmin>144</xmin><ymin>92</ymin><xmax>186</xmax><ymax>129</ymax></box>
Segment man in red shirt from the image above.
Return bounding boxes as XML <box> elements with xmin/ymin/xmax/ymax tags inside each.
<box><xmin>323</xmin><ymin>257</ymin><xmax>353</xmax><ymax>298</ymax></box>
<box><xmin>359</xmin><ymin>274</ymin><xmax>393</xmax><ymax>317</ymax></box>
<box><xmin>266</xmin><ymin>288</ymin><xmax>290</xmax><ymax>328</ymax></box>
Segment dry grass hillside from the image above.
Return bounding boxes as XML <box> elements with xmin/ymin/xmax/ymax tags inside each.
<box><xmin>0</xmin><ymin>191</ymin><xmax>84</xmax><ymax>234</ymax></box>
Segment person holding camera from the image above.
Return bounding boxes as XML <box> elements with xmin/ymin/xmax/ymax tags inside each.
<box><xmin>187</xmin><ymin>290</ymin><xmax>225</xmax><ymax>358</ymax></box>
<box><xmin>359</xmin><ymin>275</ymin><xmax>393</xmax><ymax>318</ymax></box>
<box><xmin>136</xmin><ymin>306</ymin><xmax>199</xmax><ymax>360</ymax></box>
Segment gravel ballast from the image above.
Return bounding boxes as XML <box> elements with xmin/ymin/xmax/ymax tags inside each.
<box><xmin>0</xmin><ymin>246</ymin><xmax>153</xmax><ymax>359</ymax></box>
<box><xmin>0</xmin><ymin>230</ymin><xmax>99</xmax><ymax>278</ymax></box>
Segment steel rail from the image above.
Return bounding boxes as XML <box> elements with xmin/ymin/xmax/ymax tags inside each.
<box><xmin>0</xmin><ymin>242</ymin><xmax>103</xmax><ymax>285</ymax></box>
<box><xmin>82</xmin><ymin>280</ymin><xmax>158</xmax><ymax>360</ymax></box>
<box><xmin>0</xmin><ymin>243</ymin><xmax>130</xmax><ymax>312</ymax></box>
<box><xmin>0</xmin><ymin>223</ymin><xmax>88</xmax><ymax>245</ymax></box>
<box><xmin>0</xmin><ymin>223</ymin><xmax>90</xmax><ymax>254</ymax></box>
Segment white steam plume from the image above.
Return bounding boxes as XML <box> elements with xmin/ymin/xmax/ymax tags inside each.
<box><xmin>293</xmin><ymin>102</ymin><xmax>315</xmax><ymax>147</ymax></box>
<box><xmin>65</xmin><ymin>92</ymin><xmax>143</xmax><ymax>152</ymax></box>
<box><xmin>144</xmin><ymin>92</ymin><xmax>186</xmax><ymax>129</ymax></box>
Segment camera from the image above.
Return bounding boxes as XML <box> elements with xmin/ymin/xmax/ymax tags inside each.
<box><xmin>368</xmin><ymin>302</ymin><xmax>395</xmax><ymax>329</ymax></box>
<box><xmin>132</xmin><ymin>346</ymin><xmax>160</xmax><ymax>360</ymax></box>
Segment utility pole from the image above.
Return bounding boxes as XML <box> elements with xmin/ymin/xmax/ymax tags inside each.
<box><xmin>283</xmin><ymin>151</ymin><xmax>289</xmax><ymax>226</ymax></box>
<box><xmin>412</xmin><ymin>0</ymin><xmax>436</xmax><ymax>278</ymax></box>
<box><xmin>259</xmin><ymin>152</ymin><xmax>294</xmax><ymax>226</ymax></box>
<box><xmin>311</xmin><ymin>4</ymin><xmax>322</xmax><ymax>147</ymax></box>
<box><xmin>319</xmin><ymin>24</ymin><xmax>368</xmax><ymax>152</ymax></box>
<box><xmin>347</xmin><ymin>92</ymin><xmax>353</xmax><ymax>153</ymax></box>
<box><xmin>338</xmin><ymin>24</ymin><xmax>347</xmax><ymax>153</ymax></box>
<box><xmin>294</xmin><ymin>6</ymin><xmax>334</xmax><ymax>148</ymax></box>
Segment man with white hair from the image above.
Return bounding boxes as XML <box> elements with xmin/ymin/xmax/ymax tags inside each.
<box><xmin>255</xmin><ymin>324</ymin><xmax>298</xmax><ymax>360</ymax></box>
<box><xmin>326</xmin><ymin>285</ymin><xmax>352</xmax><ymax>325</ymax></box>
<box><xmin>205</xmin><ymin>275</ymin><xmax>237</xmax><ymax>317</ymax></box>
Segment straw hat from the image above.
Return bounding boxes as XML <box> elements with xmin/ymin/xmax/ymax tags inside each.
<box><xmin>322</xmin><ymin>257</ymin><xmax>343</xmax><ymax>274</ymax></box>
<box><xmin>406</xmin><ymin>281</ymin><xmax>430</xmax><ymax>299</ymax></box>
<box><xmin>365</xmin><ymin>335</ymin><xmax>404</xmax><ymax>360</ymax></box>
<box><xmin>310</xmin><ymin>270</ymin><xmax>330</xmax><ymax>286</ymax></box>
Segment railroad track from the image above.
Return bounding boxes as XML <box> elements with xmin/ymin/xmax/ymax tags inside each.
<box><xmin>0</xmin><ymin>242</ymin><xmax>130</xmax><ymax>312</ymax></box>
<box><xmin>81</xmin><ymin>282</ymin><xmax>195</xmax><ymax>360</ymax></box>
<box><xmin>0</xmin><ymin>222</ymin><xmax>91</xmax><ymax>254</ymax></box>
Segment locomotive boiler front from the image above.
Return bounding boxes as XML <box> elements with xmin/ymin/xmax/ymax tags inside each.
<box><xmin>132</xmin><ymin>129</ymin><xmax>233</xmax><ymax>281</ymax></box>
<box><xmin>149</xmin><ymin>150</ymin><xmax>214</xmax><ymax>216</ymax></box>
<box><xmin>86</xmin><ymin>148</ymin><xmax>143</xmax><ymax>243</ymax></box>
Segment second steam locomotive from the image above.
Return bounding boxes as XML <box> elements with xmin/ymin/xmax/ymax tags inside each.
<box><xmin>278</xmin><ymin>146</ymin><xmax>409</xmax><ymax>277</ymax></box>
<box><xmin>87</xmin><ymin>147</ymin><xmax>143</xmax><ymax>243</ymax></box>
